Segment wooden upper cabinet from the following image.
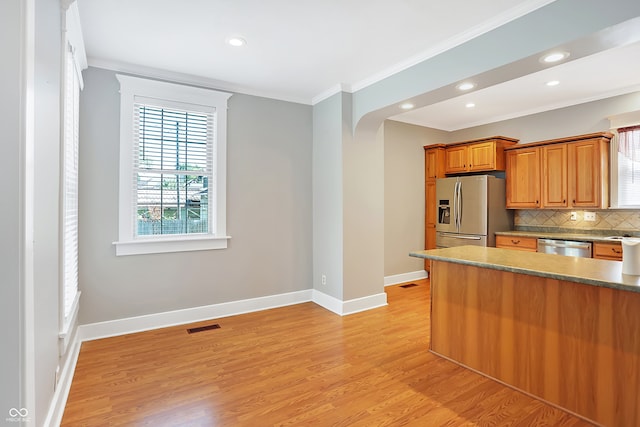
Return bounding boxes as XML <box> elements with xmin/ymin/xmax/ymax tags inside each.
<box><xmin>542</xmin><ymin>144</ymin><xmax>568</xmax><ymax>208</ymax></box>
<box><xmin>444</xmin><ymin>145</ymin><xmax>468</xmax><ymax>174</ymax></box>
<box><xmin>506</xmin><ymin>132</ymin><xmax>611</xmax><ymax>209</ymax></box>
<box><xmin>569</xmin><ymin>138</ymin><xmax>609</xmax><ymax>208</ymax></box>
<box><xmin>506</xmin><ymin>147</ymin><xmax>540</xmax><ymax>208</ymax></box>
<box><xmin>444</xmin><ymin>137</ymin><xmax>518</xmax><ymax>174</ymax></box>
<box><xmin>424</xmin><ymin>146</ymin><xmax>446</xmax><ymax>181</ymax></box>
<box><xmin>468</xmin><ymin>141</ymin><xmax>497</xmax><ymax>171</ymax></box>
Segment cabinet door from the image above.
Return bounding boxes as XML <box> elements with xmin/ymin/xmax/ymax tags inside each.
<box><xmin>569</xmin><ymin>140</ymin><xmax>602</xmax><ymax>207</ymax></box>
<box><xmin>593</xmin><ymin>242</ymin><xmax>623</xmax><ymax>261</ymax></box>
<box><xmin>425</xmin><ymin>180</ymin><xmax>437</xmax><ymax>250</ymax></box>
<box><xmin>425</xmin><ymin>147</ymin><xmax>445</xmax><ymax>180</ymax></box>
<box><xmin>468</xmin><ymin>142</ymin><xmax>495</xmax><ymax>171</ymax></box>
<box><xmin>506</xmin><ymin>148</ymin><xmax>540</xmax><ymax>208</ymax></box>
<box><xmin>542</xmin><ymin>144</ymin><xmax>568</xmax><ymax>208</ymax></box>
<box><xmin>495</xmin><ymin>235</ymin><xmax>538</xmax><ymax>252</ymax></box>
<box><xmin>445</xmin><ymin>146</ymin><xmax>468</xmax><ymax>174</ymax></box>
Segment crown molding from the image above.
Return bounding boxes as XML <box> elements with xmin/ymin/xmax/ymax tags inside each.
<box><xmin>87</xmin><ymin>57</ymin><xmax>313</xmax><ymax>105</ymax></box>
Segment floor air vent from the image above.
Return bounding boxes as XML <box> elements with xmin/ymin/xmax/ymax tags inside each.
<box><xmin>187</xmin><ymin>324</ymin><xmax>221</xmax><ymax>334</ymax></box>
<box><xmin>399</xmin><ymin>283</ymin><xmax>418</xmax><ymax>288</ymax></box>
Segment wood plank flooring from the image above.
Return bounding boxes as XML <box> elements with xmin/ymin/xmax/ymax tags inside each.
<box><xmin>62</xmin><ymin>280</ymin><xmax>593</xmax><ymax>426</ymax></box>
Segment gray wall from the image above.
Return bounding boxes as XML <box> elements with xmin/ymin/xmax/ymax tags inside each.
<box><xmin>79</xmin><ymin>67</ymin><xmax>313</xmax><ymax>324</ymax></box>
<box><xmin>383</xmin><ymin>121</ymin><xmax>448</xmax><ymax>277</ymax></box>
<box><xmin>312</xmin><ymin>93</ymin><xmax>344</xmax><ymax>299</ymax></box>
<box><xmin>449</xmin><ymin>91</ymin><xmax>640</xmax><ymax>143</ymax></box>
<box><xmin>0</xmin><ymin>0</ymin><xmax>24</xmax><ymax>418</ymax></box>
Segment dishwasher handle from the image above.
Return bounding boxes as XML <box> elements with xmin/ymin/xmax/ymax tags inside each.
<box><xmin>538</xmin><ymin>241</ymin><xmax>591</xmax><ymax>250</ymax></box>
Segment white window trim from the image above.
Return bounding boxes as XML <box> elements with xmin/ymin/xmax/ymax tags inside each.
<box><xmin>114</xmin><ymin>75</ymin><xmax>232</xmax><ymax>256</ymax></box>
<box><xmin>609</xmin><ymin>110</ymin><xmax>640</xmax><ymax>209</ymax></box>
<box><xmin>60</xmin><ymin>0</ymin><xmax>86</xmax><ymax>346</ymax></box>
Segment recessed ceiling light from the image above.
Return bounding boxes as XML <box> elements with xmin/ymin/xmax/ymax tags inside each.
<box><xmin>541</xmin><ymin>51</ymin><xmax>569</xmax><ymax>63</ymax></box>
<box><xmin>546</xmin><ymin>80</ymin><xmax>560</xmax><ymax>87</ymax></box>
<box><xmin>400</xmin><ymin>103</ymin><xmax>414</xmax><ymax>110</ymax></box>
<box><xmin>226</xmin><ymin>36</ymin><xmax>246</xmax><ymax>47</ymax></box>
<box><xmin>457</xmin><ymin>82</ymin><xmax>475</xmax><ymax>91</ymax></box>
<box><xmin>465</xmin><ymin>102</ymin><xmax>475</xmax><ymax>108</ymax></box>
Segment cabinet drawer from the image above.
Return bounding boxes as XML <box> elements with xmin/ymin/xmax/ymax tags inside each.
<box><xmin>593</xmin><ymin>242</ymin><xmax>623</xmax><ymax>261</ymax></box>
<box><xmin>496</xmin><ymin>235</ymin><xmax>538</xmax><ymax>252</ymax></box>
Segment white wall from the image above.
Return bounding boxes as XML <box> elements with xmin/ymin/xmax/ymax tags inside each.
<box><xmin>78</xmin><ymin>67</ymin><xmax>313</xmax><ymax>324</ymax></box>
<box><xmin>1</xmin><ymin>0</ymin><xmax>71</xmax><ymax>423</ymax></box>
<box><xmin>33</xmin><ymin>0</ymin><xmax>66</xmax><ymax>423</ymax></box>
<box><xmin>383</xmin><ymin>121</ymin><xmax>448</xmax><ymax>277</ymax></box>
<box><xmin>0</xmin><ymin>0</ymin><xmax>26</xmax><ymax>416</ymax></box>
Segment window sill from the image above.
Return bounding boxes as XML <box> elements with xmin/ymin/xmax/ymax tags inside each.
<box><xmin>113</xmin><ymin>235</ymin><xmax>231</xmax><ymax>256</ymax></box>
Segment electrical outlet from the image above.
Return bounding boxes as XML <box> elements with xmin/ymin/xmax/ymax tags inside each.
<box><xmin>584</xmin><ymin>211</ymin><xmax>596</xmax><ymax>221</ymax></box>
<box><xmin>321</xmin><ymin>274</ymin><xmax>327</xmax><ymax>285</ymax></box>
<box><xmin>570</xmin><ymin>212</ymin><xmax>577</xmax><ymax>221</ymax></box>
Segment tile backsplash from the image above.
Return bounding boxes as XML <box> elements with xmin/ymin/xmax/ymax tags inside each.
<box><xmin>515</xmin><ymin>209</ymin><xmax>640</xmax><ymax>233</ymax></box>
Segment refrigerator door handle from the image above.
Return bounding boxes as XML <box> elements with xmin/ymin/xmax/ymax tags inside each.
<box><xmin>457</xmin><ymin>180</ymin><xmax>462</xmax><ymax>231</ymax></box>
<box><xmin>455</xmin><ymin>181</ymin><xmax>462</xmax><ymax>233</ymax></box>
<box><xmin>452</xmin><ymin>181</ymin><xmax>457</xmax><ymax>230</ymax></box>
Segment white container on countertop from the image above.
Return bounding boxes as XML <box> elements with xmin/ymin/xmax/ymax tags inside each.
<box><xmin>622</xmin><ymin>238</ymin><xmax>640</xmax><ymax>275</ymax></box>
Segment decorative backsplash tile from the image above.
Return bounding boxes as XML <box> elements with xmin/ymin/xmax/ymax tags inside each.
<box><xmin>515</xmin><ymin>209</ymin><xmax>640</xmax><ymax>234</ymax></box>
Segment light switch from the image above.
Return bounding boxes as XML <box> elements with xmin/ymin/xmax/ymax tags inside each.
<box><xmin>570</xmin><ymin>212</ymin><xmax>577</xmax><ymax>221</ymax></box>
<box><xmin>584</xmin><ymin>212</ymin><xmax>596</xmax><ymax>221</ymax></box>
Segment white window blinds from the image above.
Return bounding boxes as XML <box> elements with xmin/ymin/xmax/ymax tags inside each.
<box><xmin>132</xmin><ymin>101</ymin><xmax>215</xmax><ymax>237</ymax></box>
<box><xmin>617</xmin><ymin>125</ymin><xmax>640</xmax><ymax>207</ymax></box>
<box><xmin>62</xmin><ymin>43</ymin><xmax>80</xmax><ymax>321</ymax></box>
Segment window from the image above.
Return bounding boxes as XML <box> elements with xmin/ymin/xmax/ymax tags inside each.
<box><xmin>62</xmin><ymin>43</ymin><xmax>81</xmax><ymax>326</ymax></box>
<box><xmin>616</xmin><ymin>125</ymin><xmax>640</xmax><ymax>207</ymax></box>
<box><xmin>115</xmin><ymin>75</ymin><xmax>232</xmax><ymax>255</ymax></box>
<box><xmin>60</xmin><ymin>1</ymin><xmax>86</xmax><ymax>343</ymax></box>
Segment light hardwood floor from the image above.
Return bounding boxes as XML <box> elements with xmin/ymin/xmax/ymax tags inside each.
<box><xmin>62</xmin><ymin>280</ymin><xmax>592</xmax><ymax>426</ymax></box>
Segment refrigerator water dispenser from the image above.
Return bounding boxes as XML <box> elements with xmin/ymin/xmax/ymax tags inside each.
<box><xmin>438</xmin><ymin>200</ymin><xmax>450</xmax><ymax>224</ymax></box>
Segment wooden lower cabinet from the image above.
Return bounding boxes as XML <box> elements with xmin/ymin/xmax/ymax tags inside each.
<box><xmin>424</xmin><ymin>146</ymin><xmax>445</xmax><ymax>272</ymax></box>
<box><xmin>593</xmin><ymin>242</ymin><xmax>623</xmax><ymax>261</ymax></box>
<box><xmin>430</xmin><ymin>260</ymin><xmax>640</xmax><ymax>427</ymax></box>
<box><xmin>495</xmin><ymin>235</ymin><xmax>537</xmax><ymax>252</ymax></box>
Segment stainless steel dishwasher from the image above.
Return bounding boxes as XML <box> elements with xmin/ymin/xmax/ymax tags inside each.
<box><xmin>537</xmin><ymin>239</ymin><xmax>592</xmax><ymax>258</ymax></box>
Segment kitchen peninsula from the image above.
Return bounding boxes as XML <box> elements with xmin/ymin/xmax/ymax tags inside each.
<box><xmin>410</xmin><ymin>246</ymin><xmax>640</xmax><ymax>427</ymax></box>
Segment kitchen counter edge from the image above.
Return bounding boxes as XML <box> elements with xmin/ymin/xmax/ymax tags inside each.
<box><xmin>494</xmin><ymin>230</ymin><xmax>639</xmax><ymax>243</ymax></box>
<box><xmin>410</xmin><ymin>246</ymin><xmax>640</xmax><ymax>293</ymax></box>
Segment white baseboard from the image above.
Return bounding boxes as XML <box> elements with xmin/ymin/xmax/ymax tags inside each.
<box><xmin>80</xmin><ymin>289</ymin><xmax>313</xmax><ymax>342</ymax></box>
<box><xmin>44</xmin><ymin>328</ymin><xmax>82</xmax><ymax>427</ymax></box>
<box><xmin>383</xmin><ymin>270</ymin><xmax>428</xmax><ymax>287</ymax></box>
<box><xmin>312</xmin><ymin>289</ymin><xmax>388</xmax><ymax>315</ymax></box>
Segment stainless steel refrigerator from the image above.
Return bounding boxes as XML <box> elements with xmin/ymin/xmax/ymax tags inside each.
<box><xmin>435</xmin><ymin>175</ymin><xmax>513</xmax><ymax>248</ymax></box>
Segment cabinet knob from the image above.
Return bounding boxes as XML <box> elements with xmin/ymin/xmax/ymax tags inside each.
<box><xmin>511</xmin><ymin>239</ymin><xmax>520</xmax><ymax>244</ymax></box>
<box><xmin>563</xmin><ymin>199</ymin><xmax>566</xmax><ymax>203</ymax></box>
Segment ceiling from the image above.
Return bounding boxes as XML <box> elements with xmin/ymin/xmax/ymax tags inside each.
<box><xmin>77</xmin><ymin>0</ymin><xmax>640</xmax><ymax>132</ymax></box>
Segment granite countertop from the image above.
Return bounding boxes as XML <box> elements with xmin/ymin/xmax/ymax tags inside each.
<box><xmin>409</xmin><ymin>246</ymin><xmax>640</xmax><ymax>293</ymax></box>
<box><xmin>495</xmin><ymin>230</ymin><xmax>637</xmax><ymax>243</ymax></box>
